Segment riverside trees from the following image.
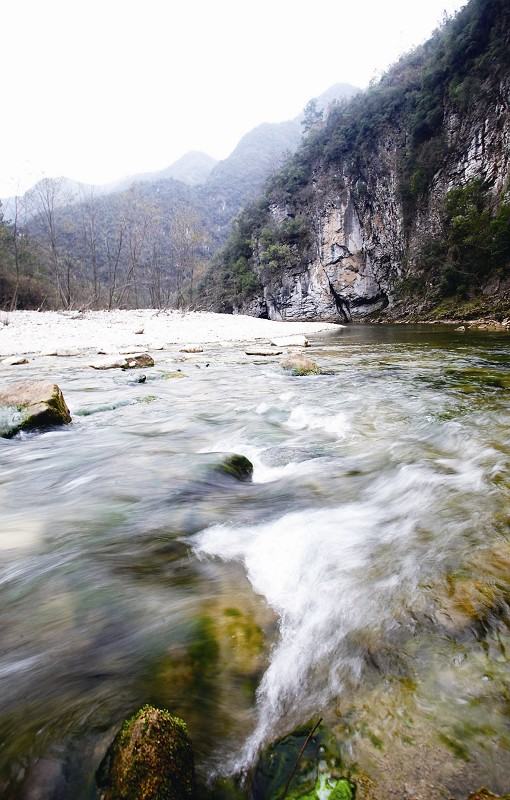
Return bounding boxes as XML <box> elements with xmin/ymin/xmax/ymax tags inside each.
<box><xmin>0</xmin><ymin>181</ymin><xmax>209</xmax><ymax>310</ymax></box>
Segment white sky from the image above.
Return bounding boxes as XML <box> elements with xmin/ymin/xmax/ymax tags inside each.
<box><xmin>2</xmin><ymin>0</ymin><xmax>467</xmax><ymax>197</ymax></box>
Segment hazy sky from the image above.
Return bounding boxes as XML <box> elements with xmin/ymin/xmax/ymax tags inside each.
<box><xmin>2</xmin><ymin>0</ymin><xmax>467</xmax><ymax>196</ymax></box>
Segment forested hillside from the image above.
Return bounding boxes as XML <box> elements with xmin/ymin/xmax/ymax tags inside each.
<box><xmin>207</xmin><ymin>0</ymin><xmax>510</xmax><ymax>321</ymax></box>
<box><xmin>0</xmin><ymin>84</ymin><xmax>356</xmax><ymax>310</ymax></box>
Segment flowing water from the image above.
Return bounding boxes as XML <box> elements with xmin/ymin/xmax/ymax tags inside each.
<box><xmin>1</xmin><ymin>325</ymin><xmax>510</xmax><ymax>799</ymax></box>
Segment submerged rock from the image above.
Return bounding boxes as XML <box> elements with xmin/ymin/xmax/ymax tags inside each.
<box><xmin>254</xmin><ymin>721</ymin><xmax>352</xmax><ymax>800</ymax></box>
<box><xmin>0</xmin><ymin>381</ymin><xmax>71</xmax><ymax>438</ymax></box>
<box><xmin>180</xmin><ymin>346</ymin><xmax>204</xmax><ymax>353</ymax></box>
<box><xmin>217</xmin><ymin>453</ymin><xmax>254</xmax><ymax>481</ymax></box>
<box><xmin>281</xmin><ymin>354</ymin><xmax>321</xmax><ymax>375</ymax></box>
<box><xmin>97</xmin><ymin>705</ymin><xmax>193</xmax><ymax>800</ymax></box>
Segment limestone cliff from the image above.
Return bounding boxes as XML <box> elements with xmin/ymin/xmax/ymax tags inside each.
<box><xmin>210</xmin><ymin>0</ymin><xmax>510</xmax><ymax>322</ymax></box>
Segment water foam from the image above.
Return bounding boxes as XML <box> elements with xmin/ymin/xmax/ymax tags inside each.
<box><xmin>194</xmin><ymin>456</ymin><xmax>488</xmax><ymax>769</ymax></box>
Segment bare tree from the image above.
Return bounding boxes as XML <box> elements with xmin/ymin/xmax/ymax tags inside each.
<box><xmin>170</xmin><ymin>207</ymin><xmax>208</xmax><ymax>308</ymax></box>
<box><xmin>28</xmin><ymin>177</ymin><xmax>72</xmax><ymax>307</ymax></box>
<box><xmin>79</xmin><ymin>187</ymin><xmax>100</xmax><ymax>305</ymax></box>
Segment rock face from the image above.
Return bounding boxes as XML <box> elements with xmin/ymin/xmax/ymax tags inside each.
<box><xmin>0</xmin><ymin>381</ymin><xmax>71</xmax><ymax>437</ymax></box>
<box><xmin>218</xmin><ymin>3</ymin><xmax>510</xmax><ymax>322</ymax></box>
<box><xmin>97</xmin><ymin>705</ymin><xmax>194</xmax><ymax>800</ymax></box>
<box><xmin>247</xmin><ymin>76</ymin><xmax>510</xmax><ymax>322</ymax></box>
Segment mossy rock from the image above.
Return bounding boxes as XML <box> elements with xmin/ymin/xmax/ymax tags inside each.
<box><xmin>433</xmin><ymin>539</ymin><xmax>510</xmax><ymax>631</ymax></box>
<box><xmin>0</xmin><ymin>381</ymin><xmax>71</xmax><ymax>438</ymax></box>
<box><xmin>217</xmin><ymin>454</ymin><xmax>254</xmax><ymax>482</ymax></box>
<box><xmin>445</xmin><ymin>367</ymin><xmax>510</xmax><ymax>391</ymax></box>
<box><xmin>467</xmin><ymin>790</ymin><xmax>510</xmax><ymax>800</ymax></box>
<box><xmin>253</xmin><ymin>722</ymin><xmax>345</xmax><ymax>800</ymax></box>
<box><xmin>287</xmin><ymin>775</ymin><xmax>355</xmax><ymax>800</ymax></box>
<box><xmin>281</xmin><ymin>355</ymin><xmax>322</xmax><ymax>376</ymax></box>
<box><xmin>97</xmin><ymin>705</ymin><xmax>194</xmax><ymax>800</ymax></box>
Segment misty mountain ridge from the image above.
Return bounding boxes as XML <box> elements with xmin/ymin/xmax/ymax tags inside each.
<box><xmin>1</xmin><ymin>82</ymin><xmax>358</xmax><ymax>222</ymax></box>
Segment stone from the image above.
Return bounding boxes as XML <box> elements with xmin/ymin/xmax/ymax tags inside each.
<box><xmin>124</xmin><ymin>354</ymin><xmax>154</xmax><ymax>369</ymax></box>
<box><xmin>0</xmin><ymin>381</ymin><xmax>71</xmax><ymax>438</ymax></box>
<box><xmin>2</xmin><ymin>356</ymin><xmax>29</xmax><ymax>365</ymax></box>
<box><xmin>97</xmin><ymin>705</ymin><xmax>193</xmax><ymax>800</ymax></box>
<box><xmin>217</xmin><ymin>454</ymin><xmax>254</xmax><ymax>481</ymax></box>
<box><xmin>179</xmin><ymin>346</ymin><xmax>203</xmax><ymax>353</ymax></box>
<box><xmin>455</xmin><ymin>325</ymin><xmax>466</xmax><ymax>331</ymax></box>
<box><xmin>90</xmin><ymin>354</ymin><xmax>154</xmax><ymax>370</ymax></box>
<box><xmin>90</xmin><ymin>357</ymin><xmax>129</xmax><ymax>370</ymax></box>
<box><xmin>134</xmin><ymin>328</ymin><xmax>144</xmax><ymax>335</ymax></box>
<box><xmin>467</xmin><ymin>791</ymin><xmax>510</xmax><ymax>800</ymax></box>
<box><xmin>281</xmin><ymin>354</ymin><xmax>321</xmax><ymax>375</ymax></box>
<box><xmin>270</xmin><ymin>334</ymin><xmax>310</xmax><ymax>347</ymax></box>
<box><xmin>245</xmin><ymin>348</ymin><xmax>283</xmax><ymax>356</ymax></box>
<box><xmin>136</xmin><ymin>375</ymin><xmax>147</xmax><ymax>384</ymax></box>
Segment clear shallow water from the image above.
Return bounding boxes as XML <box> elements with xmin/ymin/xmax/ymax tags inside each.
<box><xmin>1</xmin><ymin>324</ymin><xmax>510</xmax><ymax>798</ymax></box>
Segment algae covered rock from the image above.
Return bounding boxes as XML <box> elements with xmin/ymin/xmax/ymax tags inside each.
<box><xmin>253</xmin><ymin>721</ymin><xmax>351</xmax><ymax>800</ymax></box>
<box><xmin>97</xmin><ymin>705</ymin><xmax>193</xmax><ymax>800</ymax></box>
<box><xmin>0</xmin><ymin>381</ymin><xmax>71</xmax><ymax>438</ymax></box>
<box><xmin>217</xmin><ymin>453</ymin><xmax>254</xmax><ymax>481</ymax></box>
<box><xmin>281</xmin><ymin>355</ymin><xmax>321</xmax><ymax>376</ymax></box>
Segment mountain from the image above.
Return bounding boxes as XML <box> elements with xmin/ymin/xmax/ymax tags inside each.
<box><xmin>103</xmin><ymin>151</ymin><xmax>217</xmax><ymax>192</ymax></box>
<box><xmin>207</xmin><ymin>0</ymin><xmax>510</xmax><ymax>322</ymax></box>
<box><xmin>0</xmin><ymin>82</ymin><xmax>359</xmax><ymax>309</ymax></box>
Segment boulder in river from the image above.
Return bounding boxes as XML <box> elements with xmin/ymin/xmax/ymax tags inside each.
<box><xmin>0</xmin><ymin>381</ymin><xmax>71</xmax><ymax>438</ymax></box>
<box><xmin>281</xmin><ymin>354</ymin><xmax>321</xmax><ymax>375</ymax></box>
<box><xmin>180</xmin><ymin>346</ymin><xmax>203</xmax><ymax>353</ymax></box>
<box><xmin>90</xmin><ymin>354</ymin><xmax>154</xmax><ymax>370</ymax></box>
<box><xmin>217</xmin><ymin>453</ymin><xmax>254</xmax><ymax>481</ymax></box>
<box><xmin>124</xmin><ymin>354</ymin><xmax>154</xmax><ymax>369</ymax></box>
<box><xmin>97</xmin><ymin>705</ymin><xmax>193</xmax><ymax>800</ymax></box>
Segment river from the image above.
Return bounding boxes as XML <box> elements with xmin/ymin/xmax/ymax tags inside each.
<box><xmin>1</xmin><ymin>324</ymin><xmax>509</xmax><ymax>799</ymax></box>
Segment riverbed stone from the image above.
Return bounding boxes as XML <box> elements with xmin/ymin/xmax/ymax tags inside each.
<box><xmin>1</xmin><ymin>355</ymin><xmax>29</xmax><ymax>366</ymax></box>
<box><xmin>271</xmin><ymin>334</ymin><xmax>310</xmax><ymax>347</ymax></box>
<box><xmin>90</xmin><ymin>354</ymin><xmax>154</xmax><ymax>370</ymax></box>
<box><xmin>0</xmin><ymin>381</ymin><xmax>71</xmax><ymax>438</ymax></box>
<box><xmin>124</xmin><ymin>354</ymin><xmax>154</xmax><ymax>369</ymax></box>
<box><xmin>217</xmin><ymin>453</ymin><xmax>254</xmax><ymax>481</ymax></box>
<box><xmin>245</xmin><ymin>348</ymin><xmax>283</xmax><ymax>356</ymax></box>
<box><xmin>281</xmin><ymin>354</ymin><xmax>321</xmax><ymax>375</ymax></box>
<box><xmin>97</xmin><ymin>705</ymin><xmax>193</xmax><ymax>800</ymax></box>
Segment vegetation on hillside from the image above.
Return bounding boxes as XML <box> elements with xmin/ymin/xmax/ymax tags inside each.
<box><xmin>207</xmin><ymin>0</ymin><xmax>510</xmax><ymax>312</ymax></box>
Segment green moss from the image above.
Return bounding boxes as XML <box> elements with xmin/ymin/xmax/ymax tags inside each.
<box><xmin>217</xmin><ymin>454</ymin><xmax>254</xmax><ymax>482</ymax></box>
<box><xmin>287</xmin><ymin>776</ymin><xmax>355</xmax><ymax>800</ymax></box>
